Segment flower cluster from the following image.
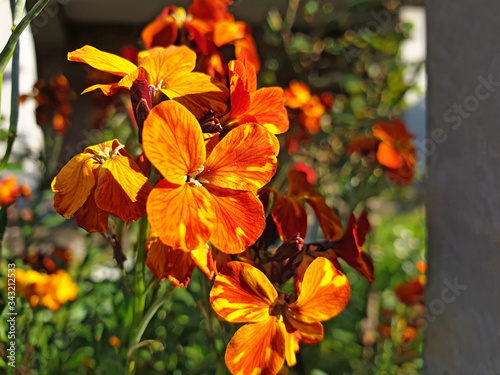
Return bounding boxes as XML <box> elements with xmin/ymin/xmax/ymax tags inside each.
<box><xmin>15</xmin><ymin>269</ymin><xmax>78</xmax><ymax>311</ymax></box>
<box><xmin>47</xmin><ymin>1</ymin><xmax>394</xmax><ymax>373</ymax></box>
<box><xmin>0</xmin><ymin>175</ymin><xmax>32</xmax><ymax>207</ymax></box>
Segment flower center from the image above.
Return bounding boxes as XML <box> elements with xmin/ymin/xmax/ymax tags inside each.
<box><xmin>185</xmin><ymin>166</ymin><xmax>209</xmax><ymax>187</ymax></box>
<box><xmin>94</xmin><ymin>145</ymin><xmax>124</xmax><ymax>164</ymax></box>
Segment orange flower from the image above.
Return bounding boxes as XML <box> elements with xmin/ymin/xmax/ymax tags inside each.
<box><xmin>220</xmin><ymin>59</ymin><xmax>289</xmax><ymax>134</ymax></box>
<box><xmin>146</xmin><ymin>234</ymin><xmax>214</xmax><ymax>287</ymax></box>
<box><xmin>15</xmin><ymin>269</ymin><xmax>78</xmax><ymax>311</ymax></box>
<box><xmin>271</xmin><ymin>169</ymin><xmax>342</xmax><ymax>242</ymax></box>
<box><xmin>284</xmin><ymin>81</ymin><xmax>326</xmax><ymax>134</ymax></box>
<box><xmin>109</xmin><ymin>335</ymin><xmax>121</xmax><ymax>348</ymax></box>
<box><xmin>52</xmin><ymin>140</ymin><xmax>152</xmax><ymax>233</ymax></box>
<box><xmin>0</xmin><ymin>175</ymin><xmax>32</xmax><ymax>207</ymax></box>
<box><xmin>372</xmin><ymin>119</ymin><xmax>416</xmax><ymax>185</ymax></box>
<box><xmin>210</xmin><ymin>257</ymin><xmax>350</xmax><ymax>374</ymax></box>
<box><xmin>347</xmin><ymin>134</ymin><xmax>381</xmax><ymax>156</ymax></box>
<box><xmin>143</xmin><ymin>101</ymin><xmax>277</xmax><ymax>253</ymax></box>
<box><xmin>68</xmin><ymin>45</ymin><xmax>228</xmax><ymax>118</ymax></box>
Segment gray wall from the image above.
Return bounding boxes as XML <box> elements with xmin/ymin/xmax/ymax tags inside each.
<box><xmin>426</xmin><ymin>2</ymin><xmax>500</xmax><ymax>374</ymax></box>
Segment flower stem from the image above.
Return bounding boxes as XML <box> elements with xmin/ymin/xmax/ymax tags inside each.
<box><xmin>131</xmin><ymin>215</ymin><xmax>149</xmax><ymax>339</ymax></box>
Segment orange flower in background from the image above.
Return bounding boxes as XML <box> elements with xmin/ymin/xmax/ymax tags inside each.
<box><xmin>210</xmin><ymin>257</ymin><xmax>350</xmax><ymax>374</ymax></box>
<box><xmin>142</xmin><ymin>0</ymin><xmax>261</xmax><ymax>74</ymax></box>
<box><xmin>143</xmin><ymin>101</ymin><xmax>277</xmax><ymax>254</ymax></box>
<box><xmin>0</xmin><ymin>175</ymin><xmax>32</xmax><ymax>207</ymax></box>
<box><xmin>372</xmin><ymin>119</ymin><xmax>416</xmax><ymax>185</ymax></box>
<box><xmin>15</xmin><ymin>269</ymin><xmax>78</xmax><ymax>311</ymax></box>
<box><xmin>221</xmin><ymin>59</ymin><xmax>289</xmax><ymax>134</ymax></box>
<box><xmin>395</xmin><ymin>261</ymin><xmax>426</xmax><ymax>306</ymax></box>
<box><xmin>52</xmin><ymin>140</ymin><xmax>152</xmax><ymax>233</ymax></box>
<box><xmin>347</xmin><ymin>134</ymin><xmax>380</xmax><ymax>156</ymax></box>
<box><xmin>146</xmin><ymin>234</ymin><xmax>214</xmax><ymax>287</ymax></box>
<box><xmin>284</xmin><ymin>81</ymin><xmax>328</xmax><ymax>134</ymax></box>
<box><xmin>68</xmin><ymin>45</ymin><xmax>228</xmax><ymax>117</ymax></box>
<box><xmin>271</xmin><ymin>169</ymin><xmax>343</xmax><ymax>242</ymax></box>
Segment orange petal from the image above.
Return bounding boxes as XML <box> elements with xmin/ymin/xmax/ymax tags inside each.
<box><xmin>162</xmin><ymin>72</ymin><xmax>229</xmax><ymax>117</ymax></box>
<box><xmin>95</xmin><ymin>156</ymin><xmax>152</xmax><ymax>222</ymax></box>
<box><xmin>225</xmin><ymin>317</ymin><xmax>286</xmax><ymax>375</ymax></box>
<box><xmin>68</xmin><ymin>45</ymin><xmax>137</xmax><ymax>77</ymax></box>
<box><xmin>234</xmin><ymin>32</ymin><xmax>261</xmax><ymax>72</ymax></box>
<box><xmin>227</xmin><ymin>60</ymin><xmax>251</xmax><ymax>118</ymax></box>
<box><xmin>204</xmin><ymin>133</ymin><xmax>220</xmax><ymax>159</ymax></box>
<box><xmin>376</xmin><ymin>142</ymin><xmax>404</xmax><ymax>169</ymax></box>
<box><xmin>143</xmin><ymin>100</ymin><xmax>206</xmax><ymax>185</ymax></box>
<box><xmin>146</xmin><ymin>237</ymin><xmax>195</xmax><ymax>287</ymax></box>
<box><xmin>211</xmin><ymin>246</ymin><xmax>233</xmax><ymax>274</ymax></box>
<box><xmin>287</xmin><ymin>169</ymin><xmax>317</xmax><ymax>198</ymax></box>
<box><xmin>304</xmin><ymin>196</ymin><xmax>343</xmax><ymax>241</ymax></box>
<box><xmin>147</xmin><ymin>180</ymin><xmax>215</xmax><ymax>251</ymax></box>
<box><xmin>241</xmin><ymin>87</ymin><xmax>289</xmax><ymax>134</ymax></box>
<box><xmin>284</xmin><ymin>321</ymin><xmax>323</xmax><ymax>367</ymax></box>
<box><xmin>141</xmin><ymin>8</ymin><xmax>178</xmax><ymax>49</ymax></box>
<box><xmin>205</xmin><ymin>186</ymin><xmax>265</xmax><ymax>254</ymax></box>
<box><xmin>210</xmin><ymin>261</ymin><xmax>276</xmax><ymax>323</ymax></box>
<box><xmin>386</xmin><ymin>162</ymin><xmax>414</xmax><ymax>185</ymax></box>
<box><xmin>243</xmin><ymin>58</ymin><xmax>257</xmax><ymax>93</ymax></box>
<box><xmin>284</xmin><ymin>81</ymin><xmax>311</xmax><ymax>109</ymax></box>
<box><xmin>272</xmin><ymin>196</ymin><xmax>307</xmax><ymax>241</ymax></box>
<box><xmin>184</xmin><ymin>19</ymin><xmax>211</xmax><ymax>54</ymax></box>
<box><xmin>51</xmin><ymin>153</ymin><xmax>100</xmax><ymax>219</ymax></box>
<box><xmin>73</xmin><ymin>179</ymin><xmax>109</xmax><ymax>233</ymax></box>
<box><xmin>289</xmin><ymin>257</ymin><xmax>350</xmax><ymax>322</ymax></box>
<box><xmin>200</xmin><ymin>124</ymin><xmax>277</xmax><ymax>192</ymax></box>
<box><xmin>213</xmin><ymin>21</ymin><xmax>246</xmax><ymax>47</ymax></box>
<box><xmin>188</xmin><ymin>0</ymin><xmax>234</xmax><ymax>24</ymax></box>
<box><xmin>191</xmin><ymin>246</ymin><xmax>214</xmax><ymax>280</ymax></box>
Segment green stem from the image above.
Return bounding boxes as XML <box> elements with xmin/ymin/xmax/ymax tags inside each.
<box><xmin>130</xmin><ymin>286</ymin><xmax>173</xmax><ymax>347</ymax></box>
<box><xmin>130</xmin><ymin>215</ymin><xmax>149</xmax><ymax>341</ymax></box>
<box><xmin>0</xmin><ymin>0</ymin><xmax>52</xmax><ymax>173</ymax></box>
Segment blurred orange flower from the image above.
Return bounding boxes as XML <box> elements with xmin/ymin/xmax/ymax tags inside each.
<box><xmin>0</xmin><ymin>175</ymin><xmax>32</xmax><ymax>207</ymax></box>
<box><xmin>221</xmin><ymin>60</ymin><xmax>289</xmax><ymax>134</ymax></box>
<box><xmin>271</xmin><ymin>169</ymin><xmax>342</xmax><ymax>242</ymax></box>
<box><xmin>52</xmin><ymin>140</ymin><xmax>152</xmax><ymax>233</ymax></box>
<box><xmin>284</xmin><ymin>81</ymin><xmax>328</xmax><ymax>134</ymax></box>
<box><xmin>15</xmin><ymin>269</ymin><xmax>78</xmax><ymax>311</ymax></box>
<box><xmin>347</xmin><ymin>134</ymin><xmax>380</xmax><ymax>156</ymax></box>
<box><xmin>143</xmin><ymin>101</ymin><xmax>277</xmax><ymax>253</ymax></box>
<box><xmin>372</xmin><ymin>119</ymin><xmax>416</xmax><ymax>185</ymax></box>
<box><xmin>210</xmin><ymin>257</ymin><xmax>350</xmax><ymax>374</ymax></box>
<box><xmin>68</xmin><ymin>45</ymin><xmax>228</xmax><ymax>118</ymax></box>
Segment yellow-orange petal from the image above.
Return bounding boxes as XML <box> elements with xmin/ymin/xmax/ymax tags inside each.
<box><xmin>95</xmin><ymin>155</ymin><xmax>152</xmax><ymax>222</ymax></box>
<box><xmin>146</xmin><ymin>237</ymin><xmax>195</xmax><ymax>287</ymax></box>
<box><xmin>272</xmin><ymin>196</ymin><xmax>307</xmax><ymax>241</ymax></box>
<box><xmin>147</xmin><ymin>180</ymin><xmax>215</xmax><ymax>251</ymax></box>
<box><xmin>200</xmin><ymin>124</ymin><xmax>277</xmax><ymax>192</ymax></box>
<box><xmin>242</xmin><ymin>87</ymin><xmax>289</xmax><ymax>134</ymax></box>
<box><xmin>74</xmin><ymin>181</ymin><xmax>108</xmax><ymax>233</ymax></box>
<box><xmin>304</xmin><ymin>196</ymin><xmax>343</xmax><ymax>241</ymax></box>
<box><xmin>161</xmin><ymin>72</ymin><xmax>229</xmax><ymax>117</ymax></box>
<box><xmin>68</xmin><ymin>45</ymin><xmax>137</xmax><ymax>77</ymax></box>
<box><xmin>284</xmin><ymin>321</ymin><xmax>324</xmax><ymax>367</ymax></box>
<box><xmin>52</xmin><ymin>153</ymin><xmax>100</xmax><ymax>219</ymax></box>
<box><xmin>376</xmin><ymin>142</ymin><xmax>404</xmax><ymax>169</ymax></box>
<box><xmin>80</xmin><ymin>82</ymin><xmax>123</xmax><ymax>96</ymax></box>
<box><xmin>143</xmin><ymin>100</ymin><xmax>205</xmax><ymax>185</ymax></box>
<box><xmin>213</xmin><ymin>21</ymin><xmax>246</xmax><ymax>47</ymax></box>
<box><xmin>191</xmin><ymin>246</ymin><xmax>214</xmax><ymax>280</ymax></box>
<box><xmin>284</xmin><ymin>81</ymin><xmax>311</xmax><ymax>109</ymax></box>
<box><xmin>138</xmin><ymin>46</ymin><xmax>195</xmax><ymax>85</ymax></box>
<box><xmin>205</xmin><ymin>186</ymin><xmax>265</xmax><ymax>254</ymax></box>
<box><xmin>210</xmin><ymin>261</ymin><xmax>276</xmax><ymax>323</ymax></box>
<box><xmin>289</xmin><ymin>257</ymin><xmax>350</xmax><ymax>323</ymax></box>
<box><xmin>225</xmin><ymin>317</ymin><xmax>285</xmax><ymax>375</ymax></box>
